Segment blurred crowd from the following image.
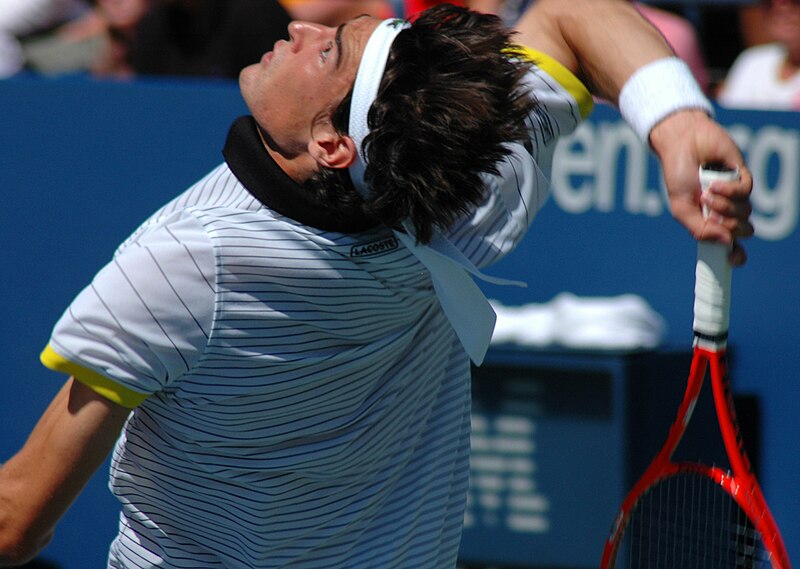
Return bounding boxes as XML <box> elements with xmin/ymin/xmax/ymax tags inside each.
<box><xmin>0</xmin><ymin>0</ymin><xmax>443</xmax><ymax>80</ymax></box>
<box><xmin>0</xmin><ymin>0</ymin><xmax>797</xmax><ymax>109</ymax></box>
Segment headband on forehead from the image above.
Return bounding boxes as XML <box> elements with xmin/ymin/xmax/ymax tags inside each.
<box><xmin>348</xmin><ymin>18</ymin><xmax>410</xmax><ymax>197</ymax></box>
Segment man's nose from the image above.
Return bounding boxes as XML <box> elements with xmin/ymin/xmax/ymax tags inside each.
<box><xmin>287</xmin><ymin>20</ymin><xmax>329</xmax><ymax>50</ymax></box>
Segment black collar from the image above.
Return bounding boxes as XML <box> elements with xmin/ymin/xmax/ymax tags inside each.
<box><xmin>222</xmin><ymin>115</ymin><xmax>377</xmax><ymax>233</ymax></box>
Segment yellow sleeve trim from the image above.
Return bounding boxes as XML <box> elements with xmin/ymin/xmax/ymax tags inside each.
<box><xmin>514</xmin><ymin>45</ymin><xmax>594</xmax><ymax>119</ymax></box>
<box><xmin>40</xmin><ymin>344</ymin><xmax>149</xmax><ymax>409</ymax></box>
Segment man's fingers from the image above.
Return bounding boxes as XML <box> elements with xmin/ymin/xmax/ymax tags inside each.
<box><xmin>729</xmin><ymin>240</ymin><xmax>748</xmax><ymax>267</ymax></box>
<box><xmin>700</xmin><ymin>189</ymin><xmax>752</xmax><ymax>221</ymax></box>
<box><xmin>672</xmin><ymin>197</ymin><xmax>753</xmax><ymax>245</ymax></box>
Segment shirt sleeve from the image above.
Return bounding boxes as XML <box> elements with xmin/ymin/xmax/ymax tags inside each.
<box><xmin>447</xmin><ymin>47</ymin><xmax>593</xmax><ymax>267</ymax></box>
<box><xmin>41</xmin><ymin>210</ymin><xmax>216</xmax><ymax>408</ymax></box>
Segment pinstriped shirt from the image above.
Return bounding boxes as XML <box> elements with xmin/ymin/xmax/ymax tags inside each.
<box><xmin>41</xmin><ymin>50</ymin><xmax>591</xmax><ymax>568</ymax></box>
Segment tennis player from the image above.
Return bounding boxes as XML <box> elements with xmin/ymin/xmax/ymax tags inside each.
<box><xmin>0</xmin><ymin>1</ymin><xmax>752</xmax><ymax>567</ymax></box>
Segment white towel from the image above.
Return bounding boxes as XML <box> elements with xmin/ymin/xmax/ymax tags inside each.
<box><xmin>490</xmin><ymin>293</ymin><xmax>666</xmax><ymax>350</ymax></box>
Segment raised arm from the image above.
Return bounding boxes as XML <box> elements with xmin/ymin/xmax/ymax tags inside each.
<box><xmin>514</xmin><ymin>0</ymin><xmax>753</xmax><ymax>264</ymax></box>
<box><xmin>515</xmin><ymin>0</ymin><xmax>671</xmax><ymax>102</ymax></box>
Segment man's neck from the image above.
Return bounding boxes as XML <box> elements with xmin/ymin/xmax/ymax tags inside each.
<box><xmin>780</xmin><ymin>51</ymin><xmax>800</xmax><ymax>80</ymax></box>
<box><xmin>255</xmin><ymin>124</ymin><xmax>317</xmax><ymax>184</ymax></box>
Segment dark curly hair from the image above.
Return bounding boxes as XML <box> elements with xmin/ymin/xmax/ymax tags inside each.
<box><xmin>304</xmin><ymin>4</ymin><xmax>537</xmax><ymax>243</ymax></box>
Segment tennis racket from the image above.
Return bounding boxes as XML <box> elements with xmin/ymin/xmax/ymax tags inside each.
<box><xmin>599</xmin><ymin>163</ymin><xmax>791</xmax><ymax>569</ymax></box>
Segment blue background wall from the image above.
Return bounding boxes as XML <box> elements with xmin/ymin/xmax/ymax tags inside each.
<box><xmin>0</xmin><ymin>76</ymin><xmax>797</xmax><ymax>567</ymax></box>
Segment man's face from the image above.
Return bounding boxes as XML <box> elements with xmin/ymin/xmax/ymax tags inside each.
<box><xmin>99</xmin><ymin>0</ymin><xmax>152</xmax><ymax>30</ymax></box>
<box><xmin>765</xmin><ymin>0</ymin><xmax>800</xmax><ymax>48</ymax></box>
<box><xmin>239</xmin><ymin>16</ymin><xmax>381</xmax><ymax>159</ymax></box>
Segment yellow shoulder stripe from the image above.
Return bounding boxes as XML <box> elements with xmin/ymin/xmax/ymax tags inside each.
<box><xmin>514</xmin><ymin>45</ymin><xmax>594</xmax><ymax>119</ymax></box>
<box><xmin>40</xmin><ymin>344</ymin><xmax>149</xmax><ymax>409</ymax></box>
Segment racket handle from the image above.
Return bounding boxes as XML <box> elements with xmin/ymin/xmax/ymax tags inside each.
<box><xmin>693</xmin><ymin>164</ymin><xmax>739</xmax><ymax>345</ymax></box>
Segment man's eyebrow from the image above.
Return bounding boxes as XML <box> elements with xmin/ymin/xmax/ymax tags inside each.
<box><xmin>335</xmin><ymin>22</ymin><xmax>346</xmax><ymax>70</ymax></box>
<box><xmin>335</xmin><ymin>15</ymin><xmax>369</xmax><ymax>70</ymax></box>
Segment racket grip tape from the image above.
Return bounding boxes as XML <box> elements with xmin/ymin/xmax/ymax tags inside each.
<box><xmin>693</xmin><ymin>164</ymin><xmax>739</xmax><ymax>343</ymax></box>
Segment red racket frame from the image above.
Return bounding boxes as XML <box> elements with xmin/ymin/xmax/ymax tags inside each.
<box><xmin>600</xmin><ymin>343</ymin><xmax>791</xmax><ymax>568</ymax></box>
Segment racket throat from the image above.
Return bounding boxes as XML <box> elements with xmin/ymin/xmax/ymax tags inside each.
<box><xmin>693</xmin><ymin>329</ymin><xmax>728</xmax><ymax>351</ymax></box>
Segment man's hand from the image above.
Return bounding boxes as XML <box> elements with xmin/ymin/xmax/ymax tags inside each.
<box><xmin>650</xmin><ymin>110</ymin><xmax>754</xmax><ymax>266</ymax></box>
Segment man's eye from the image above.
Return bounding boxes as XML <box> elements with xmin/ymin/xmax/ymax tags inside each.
<box><xmin>321</xmin><ymin>41</ymin><xmax>333</xmax><ymax>63</ymax></box>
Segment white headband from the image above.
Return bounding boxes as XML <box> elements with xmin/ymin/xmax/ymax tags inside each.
<box><xmin>348</xmin><ymin>18</ymin><xmax>410</xmax><ymax>197</ymax></box>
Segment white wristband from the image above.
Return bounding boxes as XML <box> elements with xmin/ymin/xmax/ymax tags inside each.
<box><xmin>619</xmin><ymin>57</ymin><xmax>713</xmax><ymax>143</ymax></box>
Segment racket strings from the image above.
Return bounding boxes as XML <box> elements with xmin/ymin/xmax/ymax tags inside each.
<box><xmin>619</xmin><ymin>472</ymin><xmax>772</xmax><ymax>568</ymax></box>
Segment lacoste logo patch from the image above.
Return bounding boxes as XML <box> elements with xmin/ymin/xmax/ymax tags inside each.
<box><xmin>350</xmin><ymin>236</ymin><xmax>399</xmax><ymax>258</ymax></box>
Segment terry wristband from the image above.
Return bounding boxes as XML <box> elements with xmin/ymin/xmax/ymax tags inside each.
<box><xmin>619</xmin><ymin>57</ymin><xmax>713</xmax><ymax>144</ymax></box>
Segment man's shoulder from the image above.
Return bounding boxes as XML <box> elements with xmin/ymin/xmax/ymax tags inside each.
<box><xmin>732</xmin><ymin>43</ymin><xmax>786</xmax><ymax>69</ymax></box>
<box><xmin>519</xmin><ymin>47</ymin><xmax>593</xmax><ymax>121</ymax></box>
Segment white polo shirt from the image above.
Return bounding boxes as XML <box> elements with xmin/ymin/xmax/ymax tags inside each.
<box><xmin>41</xmin><ymin>49</ymin><xmax>591</xmax><ymax>569</ymax></box>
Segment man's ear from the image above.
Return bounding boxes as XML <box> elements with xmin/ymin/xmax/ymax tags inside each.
<box><xmin>308</xmin><ymin>125</ymin><xmax>357</xmax><ymax>170</ymax></box>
